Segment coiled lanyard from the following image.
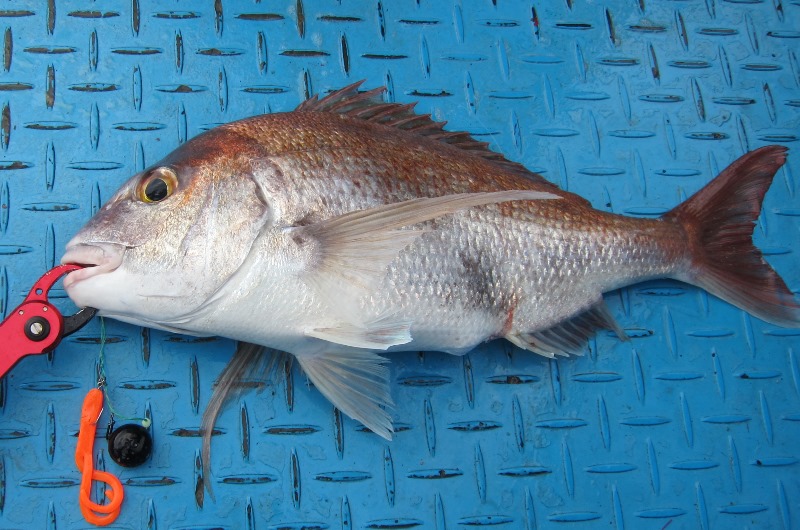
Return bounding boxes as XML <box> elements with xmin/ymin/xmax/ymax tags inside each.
<box><xmin>75</xmin><ymin>388</ymin><xmax>125</xmax><ymax>526</ymax></box>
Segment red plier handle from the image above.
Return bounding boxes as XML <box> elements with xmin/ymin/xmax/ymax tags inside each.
<box><xmin>0</xmin><ymin>264</ymin><xmax>97</xmax><ymax>378</ymax></box>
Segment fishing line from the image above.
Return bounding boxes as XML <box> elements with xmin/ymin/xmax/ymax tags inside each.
<box><xmin>96</xmin><ymin>316</ymin><xmax>151</xmax><ymax>428</ymax></box>
<box><xmin>95</xmin><ymin>316</ymin><xmax>154</xmax><ymax>469</ymax></box>
<box><xmin>76</xmin><ymin>316</ymin><xmax>156</xmax><ymax>525</ymax></box>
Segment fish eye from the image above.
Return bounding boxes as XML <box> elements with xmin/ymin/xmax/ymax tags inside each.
<box><xmin>138</xmin><ymin>167</ymin><xmax>178</xmax><ymax>203</ymax></box>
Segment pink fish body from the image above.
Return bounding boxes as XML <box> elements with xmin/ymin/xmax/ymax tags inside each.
<box><xmin>62</xmin><ymin>83</ymin><xmax>798</xmax><ymax>444</ymax></box>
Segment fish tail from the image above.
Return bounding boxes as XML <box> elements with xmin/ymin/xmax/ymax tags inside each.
<box><xmin>664</xmin><ymin>145</ymin><xmax>800</xmax><ymax>327</ymax></box>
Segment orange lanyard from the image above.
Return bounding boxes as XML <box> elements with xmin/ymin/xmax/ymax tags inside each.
<box><xmin>75</xmin><ymin>388</ymin><xmax>125</xmax><ymax>526</ymax></box>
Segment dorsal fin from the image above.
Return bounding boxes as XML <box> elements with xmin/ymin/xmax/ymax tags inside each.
<box><xmin>296</xmin><ymin>81</ymin><xmax>563</xmax><ymax>191</ymax></box>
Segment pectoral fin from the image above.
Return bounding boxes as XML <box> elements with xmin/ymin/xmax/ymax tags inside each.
<box><xmin>292</xmin><ymin>190</ymin><xmax>559</xmax><ymax>322</ymax></box>
<box><xmin>200</xmin><ymin>342</ymin><xmax>279</xmax><ymax>503</ymax></box>
<box><xmin>295</xmin><ymin>350</ymin><xmax>394</xmax><ymax>440</ymax></box>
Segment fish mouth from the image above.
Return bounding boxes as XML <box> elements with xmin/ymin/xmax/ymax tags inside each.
<box><xmin>61</xmin><ymin>243</ymin><xmax>125</xmax><ymax>289</ymax></box>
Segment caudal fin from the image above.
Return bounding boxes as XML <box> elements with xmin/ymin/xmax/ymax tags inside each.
<box><xmin>664</xmin><ymin>145</ymin><xmax>800</xmax><ymax>327</ymax></box>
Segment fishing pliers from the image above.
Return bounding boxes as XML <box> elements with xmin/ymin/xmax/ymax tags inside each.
<box><xmin>0</xmin><ymin>264</ymin><xmax>96</xmax><ymax>378</ymax></box>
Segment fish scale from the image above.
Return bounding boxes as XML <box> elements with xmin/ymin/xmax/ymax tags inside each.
<box><xmin>262</xmin><ymin>141</ymin><xmax>669</xmax><ymax>342</ymax></box>
<box><xmin>250</xmin><ymin>112</ymin><xmax>682</xmax><ymax>318</ymax></box>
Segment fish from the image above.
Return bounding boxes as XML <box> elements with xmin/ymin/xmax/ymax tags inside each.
<box><xmin>61</xmin><ymin>82</ymin><xmax>798</xmax><ymax>490</ymax></box>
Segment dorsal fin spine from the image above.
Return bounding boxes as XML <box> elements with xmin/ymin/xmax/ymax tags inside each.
<box><xmin>293</xmin><ymin>81</ymin><xmax>563</xmax><ymax>192</ymax></box>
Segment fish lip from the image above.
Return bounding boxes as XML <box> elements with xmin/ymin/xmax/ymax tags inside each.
<box><xmin>61</xmin><ymin>243</ymin><xmax>125</xmax><ymax>289</ymax></box>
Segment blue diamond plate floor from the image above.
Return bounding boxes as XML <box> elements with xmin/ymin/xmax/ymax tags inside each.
<box><xmin>0</xmin><ymin>1</ymin><xmax>798</xmax><ymax>529</ymax></box>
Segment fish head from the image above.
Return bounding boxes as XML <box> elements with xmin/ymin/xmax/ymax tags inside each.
<box><xmin>61</xmin><ymin>128</ymin><xmax>274</xmax><ymax>330</ymax></box>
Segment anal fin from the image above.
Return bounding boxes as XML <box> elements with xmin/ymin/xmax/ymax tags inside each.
<box><xmin>507</xmin><ymin>300</ymin><xmax>626</xmax><ymax>358</ymax></box>
<box><xmin>295</xmin><ymin>350</ymin><xmax>394</xmax><ymax>440</ymax></box>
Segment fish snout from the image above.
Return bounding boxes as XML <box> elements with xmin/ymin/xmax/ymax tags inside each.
<box><xmin>61</xmin><ymin>243</ymin><xmax>125</xmax><ymax>289</ymax></box>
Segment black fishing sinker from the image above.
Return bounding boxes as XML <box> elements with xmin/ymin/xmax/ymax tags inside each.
<box><xmin>107</xmin><ymin>424</ymin><xmax>153</xmax><ymax>467</ymax></box>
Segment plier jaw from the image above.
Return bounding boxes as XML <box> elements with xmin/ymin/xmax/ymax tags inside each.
<box><xmin>0</xmin><ymin>264</ymin><xmax>97</xmax><ymax>378</ymax></box>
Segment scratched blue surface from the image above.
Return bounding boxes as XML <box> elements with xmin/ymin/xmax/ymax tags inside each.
<box><xmin>0</xmin><ymin>1</ymin><xmax>798</xmax><ymax>529</ymax></box>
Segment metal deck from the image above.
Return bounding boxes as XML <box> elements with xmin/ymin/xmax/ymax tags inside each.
<box><xmin>0</xmin><ymin>1</ymin><xmax>798</xmax><ymax>528</ymax></box>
